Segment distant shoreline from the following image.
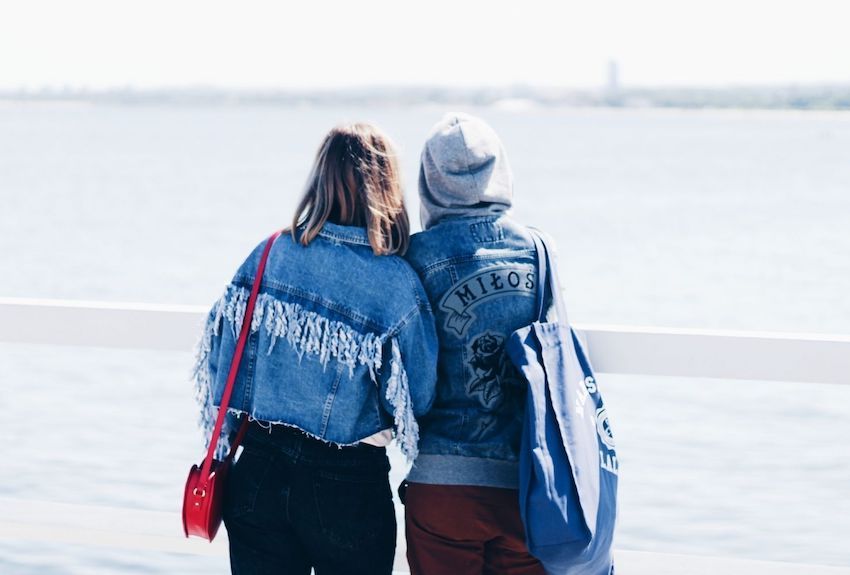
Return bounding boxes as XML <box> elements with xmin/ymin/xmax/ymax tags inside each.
<box><xmin>2</xmin><ymin>85</ymin><xmax>849</xmax><ymax>111</ymax></box>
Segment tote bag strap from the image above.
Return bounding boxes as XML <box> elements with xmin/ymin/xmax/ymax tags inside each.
<box><xmin>529</xmin><ymin>228</ymin><xmax>569</xmax><ymax>326</ymax></box>
<box><xmin>530</xmin><ymin>229</ymin><xmax>596</xmax><ymax>378</ymax></box>
<box><xmin>199</xmin><ymin>230</ymin><xmax>282</xmax><ymax>487</ymax></box>
<box><xmin>530</xmin><ymin>228</ymin><xmax>548</xmax><ymax>321</ymax></box>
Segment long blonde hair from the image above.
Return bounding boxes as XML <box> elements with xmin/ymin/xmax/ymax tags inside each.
<box><xmin>292</xmin><ymin>123</ymin><xmax>409</xmax><ymax>256</ymax></box>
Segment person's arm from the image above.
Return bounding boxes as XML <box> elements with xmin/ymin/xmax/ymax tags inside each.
<box><xmin>379</xmin><ymin>300</ymin><xmax>438</xmax><ymax>460</ymax></box>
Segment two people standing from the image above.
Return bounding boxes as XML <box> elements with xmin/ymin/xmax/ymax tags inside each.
<box><xmin>193</xmin><ymin>114</ymin><xmax>545</xmax><ymax>574</ymax></box>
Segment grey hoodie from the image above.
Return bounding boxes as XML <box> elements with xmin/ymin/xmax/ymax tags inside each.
<box><xmin>419</xmin><ymin>113</ymin><xmax>513</xmax><ymax>230</ymax></box>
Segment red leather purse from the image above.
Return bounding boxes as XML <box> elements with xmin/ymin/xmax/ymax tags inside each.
<box><xmin>183</xmin><ymin>231</ymin><xmax>281</xmax><ymax>541</ymax></box>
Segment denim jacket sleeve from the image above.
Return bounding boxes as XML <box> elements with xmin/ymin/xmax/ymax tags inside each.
<box><xmin>191</xmin><ymin>303</ymin><xmax>239</xmax><ymax>460</ymax></box>
<box><xmin>191</xmin><ymin>238</ymin><xmax>268</xmax><ymax>459</ymax></box>
<box><xmin>379</xmin><ymin>291</ymin><xmax>438</xmax><ymax>460</ymax></box>
<box><xmin>397</xmin><ymin>305</ymin><xmax>439</xmax><ymax>418</ymax></box>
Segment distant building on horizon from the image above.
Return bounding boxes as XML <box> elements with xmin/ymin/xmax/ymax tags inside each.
<box><xmin>607</xmin><ymin>60</ymin><xmax>621</xmax><ymax>95</ymax></box>
<box><xmin>604</xmin><ymin>59</ymin><xmax>623</xmax><ymax>105</ymax></box>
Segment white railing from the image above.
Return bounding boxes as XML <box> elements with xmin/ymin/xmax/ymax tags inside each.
<box><xmin>2</xmin><ymin>297</ymin><xmax>850</xmax><ymax>575</ymax></box>
<box><xmin>1</xmin><ymin>297</ymin><xmax>848</xmax><ymax>384</ymax></box>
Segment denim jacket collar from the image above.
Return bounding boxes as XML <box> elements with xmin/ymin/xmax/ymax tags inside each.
<box><xmin>317</xmin><ymin>222</ymin><xmax>371</xmax><ymax>247</ymax></box>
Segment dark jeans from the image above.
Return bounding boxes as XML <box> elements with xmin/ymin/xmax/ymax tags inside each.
<box><xmin>223</xmin><ymin>421</ymin><xmax>396</xmax><ymax>575</ymax></box>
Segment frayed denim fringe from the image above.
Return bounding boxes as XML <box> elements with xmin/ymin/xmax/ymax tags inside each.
<box><xmin>192</xmin><ymin>285</ymin><xmax>420</xmax><ymax>461</ymax></box>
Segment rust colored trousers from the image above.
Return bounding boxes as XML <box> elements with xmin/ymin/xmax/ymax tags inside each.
<box><xmin>404</xmin><ymin>482</ymin><xmax>545</xmax><ymax>575</ymax></box>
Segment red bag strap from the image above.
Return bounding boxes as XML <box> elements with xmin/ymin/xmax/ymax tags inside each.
<box><xmin>199</xmin><ymin>231</ymin><xmax>281</xmax><ymax>486</ymax></box>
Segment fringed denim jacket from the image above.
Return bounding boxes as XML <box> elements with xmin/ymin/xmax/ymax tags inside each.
<box><xmin>192</xmin><ymin>223</ymin><xmax>439</xmax><ymax>461</ymax></box>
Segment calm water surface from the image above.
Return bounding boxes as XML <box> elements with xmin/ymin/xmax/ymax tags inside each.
<box><xmin>1</xmin><ymin>103</ymin><xmax>849</xmax><ymax>573</ymax></box>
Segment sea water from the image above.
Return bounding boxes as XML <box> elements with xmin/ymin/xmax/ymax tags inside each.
<box><xmin>1</xmin><ymin>103</ymin><xmax>849</xmax><ymax>573</ymax></box>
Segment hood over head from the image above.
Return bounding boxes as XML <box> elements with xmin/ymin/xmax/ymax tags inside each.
<box><xmin>418</xmin><ymin>113</ymin><xmax>513</xmax><ymax>230</ymax></box>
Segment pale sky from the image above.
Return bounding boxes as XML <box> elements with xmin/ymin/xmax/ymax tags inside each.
<box><xmin>1</xmin><ymin>0</ymin><xmax>848</xmax><ymax>90</ymax></box>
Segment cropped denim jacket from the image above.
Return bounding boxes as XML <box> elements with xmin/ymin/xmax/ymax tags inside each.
<box><xmin>192</xmin><ymin>223</ymin><xmax>439</xmax><ymax>461</ymax></box>
<box><xmin>404</xmin><ymin>215</ymin><xmax>540</xmax><ymax>488</ymax></box>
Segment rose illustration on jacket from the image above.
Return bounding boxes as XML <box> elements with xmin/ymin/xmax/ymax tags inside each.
<box><xmin>467</xmin><ymin>331</ymin><xmax>521</xmax><ymax>408</ymax></box>
<box><xmin>472</xmin><ymin>332</ymin><xmax>502</xmax><ymax>358</ymax></box>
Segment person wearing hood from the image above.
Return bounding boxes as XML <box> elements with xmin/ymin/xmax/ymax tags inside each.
<box><xmin>402</xmin><ymin>113</ymin><xmax>545</xmax><ymax>575</ymax></box>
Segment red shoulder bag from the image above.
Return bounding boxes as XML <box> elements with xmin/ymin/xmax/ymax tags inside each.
<box><xmin>183</xmin><ymin>231</ymin><xmax>281</xmax><ymax>541</ymax></box>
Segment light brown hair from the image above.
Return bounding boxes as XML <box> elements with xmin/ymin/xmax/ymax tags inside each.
<box><xmin>292</xmin><ymin>123</ymin><xmax>409</xmax><ymax>256</ymax></box>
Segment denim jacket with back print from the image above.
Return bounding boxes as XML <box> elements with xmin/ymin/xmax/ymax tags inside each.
<box><xmin>192</xmin><ymin>223</ymin><xmax>439</xmax><ymax>461</ymax></box>
<box><xmin>404</xmin><ymin>214</ymin><xmax>539</xmax><ymax>488</ymax></box>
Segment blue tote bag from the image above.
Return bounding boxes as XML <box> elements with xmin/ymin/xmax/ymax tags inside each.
<box><xmin>507</xmin><ymin>231</ymin><xmax>618</xmax><ymax>575</ymax></box>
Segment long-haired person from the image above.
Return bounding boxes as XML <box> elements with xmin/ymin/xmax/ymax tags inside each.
<box><xmin>403</xmin><ymin>113</ymin><xmax>545</xmax><ymax>574</ymax></box>
<box><xmin>192</xmin><ymin>123</ymin><xmax>438</xmax><ymax>575</ymax></box>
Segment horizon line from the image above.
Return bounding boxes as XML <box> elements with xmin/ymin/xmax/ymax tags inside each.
<box><xmin>3</xmin><ymin>81</ymin><xmax>850</xmax><ymax>94</ymax></box>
